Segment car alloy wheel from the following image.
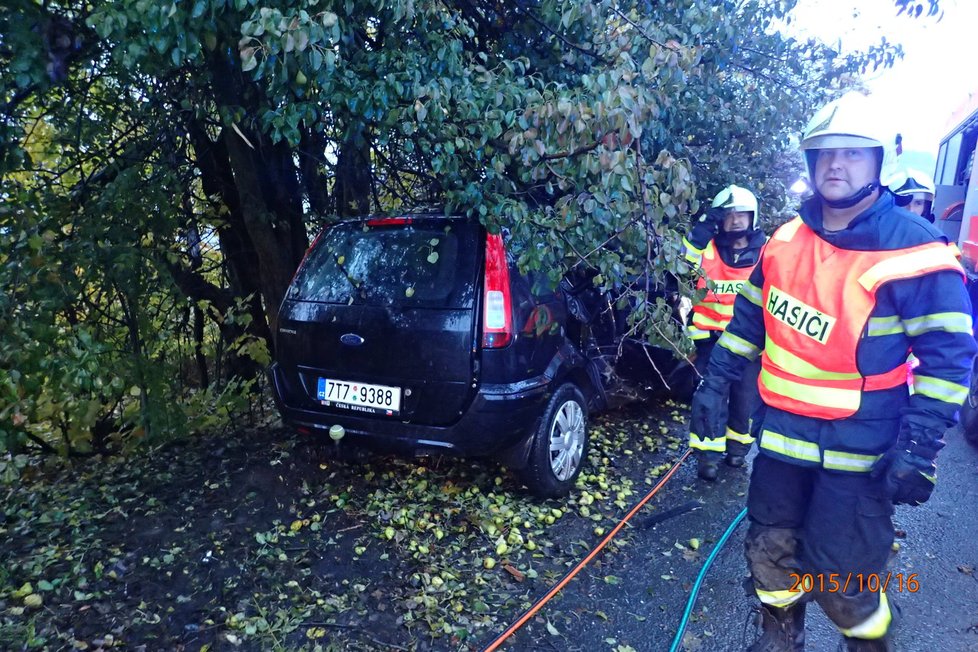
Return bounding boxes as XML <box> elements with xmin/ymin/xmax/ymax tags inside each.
<box><xmin>548</xmin><ymin>399</ymin><xmax>586</xmax><ymax>481</ymax></box>
<box><xmin>519</xmin><ymin>383</ymin><xmax>590</xmax><ymax>498</ymax></box>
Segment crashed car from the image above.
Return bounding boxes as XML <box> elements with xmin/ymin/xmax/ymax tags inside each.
<box><xmin>270</xmin><ymin>211</ymin><xmax>690</xmax><ymax>496</ymax></box>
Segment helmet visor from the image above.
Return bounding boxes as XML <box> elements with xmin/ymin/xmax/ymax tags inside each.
<box><xmin>801</xmin><ymin>134</ymin><xmax>883</xmax><ymax>150</ymax></box>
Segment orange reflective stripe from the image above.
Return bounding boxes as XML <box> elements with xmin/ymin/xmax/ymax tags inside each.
<box><xmin>760</xmin><ymin>357</ymin><xmax>907</xmax><ymax>417</ymax></box>
<box><xmin>863</xmin><ymin>365</ymin><xmax>910</xmax><ymax>391</ymax></box>
<box><xmin>759</xmin><ymin>366</ymin><xmax>862</xmax><ymax>419</ymax></box>
<box><xmin>858</xmin><ymin>243</ymin><xmax>964</xmax><ymax>292</ymax></box>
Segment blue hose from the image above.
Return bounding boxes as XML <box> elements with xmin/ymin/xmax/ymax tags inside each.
<box><xmin>668</xmin><ymin>507</ymin><xmax>748</xmax><ymax>652</ymax></box>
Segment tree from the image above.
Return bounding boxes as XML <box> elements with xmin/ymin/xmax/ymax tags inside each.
<box><xmin>0</xmin><ymin>0</ymin><xmax>902</xmax><ymax>459</ymax></box>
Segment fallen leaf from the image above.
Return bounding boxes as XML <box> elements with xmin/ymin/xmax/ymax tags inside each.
<box><xmin>503</xmin><ymin>564</ymin><xmax>525</xmax><ymax>582</ymax></box>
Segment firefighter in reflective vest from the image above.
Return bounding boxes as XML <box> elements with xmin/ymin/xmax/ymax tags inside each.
<box><xmin>891</xmin><ymin>167</ymin><xmax>936</xmax><ymax>222</ymax></box>
<box><xmin>689</xmin><ymin>92</ymin><xmax>976</xmax><ymax>651</ymax></box>
<box><xmin>684</xmin><ymin>185</ymin><xmax>766</xmax><ymax>481</ymax></box>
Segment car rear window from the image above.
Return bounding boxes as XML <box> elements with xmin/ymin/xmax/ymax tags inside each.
<box><xmin>288</xmin><ymin>220</ymin><xmax>480</xmax><ymax>308</ymax></box>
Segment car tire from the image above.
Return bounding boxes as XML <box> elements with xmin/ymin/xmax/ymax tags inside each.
<box><xmin>519</xmin><ymin>383</ymin><xmax>589</xmax><ymax>498</ymax></box>
<box><xmin>960</xmin><ymin>357</ymin><xmax>978</xmax><ymax>446</ymax></box>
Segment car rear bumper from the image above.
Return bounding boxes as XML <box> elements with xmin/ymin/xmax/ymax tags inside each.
<box><xmin>272</xmin><ymin>364</ymin><xmax>549</xmax><ymax>457</ymax></box>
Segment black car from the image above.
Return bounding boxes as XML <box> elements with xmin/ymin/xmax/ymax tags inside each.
<box><xmin>271</xmin><ymin>212</ymin><xmax>688</xmax><ymax>496</ymax></box>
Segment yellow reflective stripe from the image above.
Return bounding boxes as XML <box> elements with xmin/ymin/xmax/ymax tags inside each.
<box><xmin>718</xmin><ymin>331</ymin><xmax>761</xmax><ymax>360</ymax></box>
<box><xmin>685</xmin><ymin>324</ymin><xmax>712</xmax><ymax>340</ymax></box>
<box><xmin>866</xmin><ymin>316</ymin><xmax>904</xmax><ymax>336</ymax></box>
<box><xmin>756</xmin><ymin>587</ymin><xmax>805</xmax><ymax>607</ymax></box>
<box><xmin>913</xmin><ymin>374</ymin><xmax>969</xmax><ymax>404</ymax></box>
<box><xmin>725</xmin><ymin>427</ymin><xmax>755</xmax><ymax>445</ymax></box>
<box><xmin>858</xmin><ymin>246</ymin><xmax>962</xmax><ymax>291</ymax></box>
<box><xmin>765</xmin><ymin>338</ymin><xmax>861</xmax><ymax>381</ymax></box>
<box><xmin>689</xmin><ymin>432</ymin><xmax>726</xmax><ymax>452</ymax></box>
<box><xmin>772</xmin><ymin>217</ymin><xmax>803</xmax><ymax>242</ymax></box>
<box><xmin>903</xmin><ymin>311</ymin><xmax>973</xmax><ymax>336</ymax></box>
<box><xmin>759</xmin><ymin>429</ymin><xmax>821</xmax><ymax>463</ymax></box>
<box><xmin>692</xmin><ymin>312</ymin><xmax>728</xmax><ymax>330</ymax></box>
<box><xmin>683</xmin><ymin>236</ymin><xmax>704</xmax><ymax>264</ymax></box>
<box><xmin>823</xmin><ymin>449</ymin><xmax>881</xmax><ymax>473</ymax></box>
<box><xmin>739</xmin><ymin>280</ymin><xmax>763</xmax><ymax>307</ymax></box>
<box><xmin>700</xmin><ymin>300</ymin><xmax>735</xmax><ymax>316</ymax></box>
<box><xmin>760</xmin><ymin>368</ymin><xmax>861</xmax><ymax>412</ymax></box>
<box><xmin>840</xmin><ymin>592</ymin><xmax>892</xmax><ymax>639</ymax></box>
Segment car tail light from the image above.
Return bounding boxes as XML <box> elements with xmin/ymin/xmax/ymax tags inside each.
<box><xmin>366</xmin><ymin>216</ymin><xmax>414</xmax><ymax>226</ymax></box>
<box><xmin>482</xmin><ymin>233</ymin><xmax>513</xmax><ymax>348</ymax></box>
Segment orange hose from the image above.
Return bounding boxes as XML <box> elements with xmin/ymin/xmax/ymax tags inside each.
<box><xmin>481</xmin><ymin>447</ymin><xmax>693</xmax><ymax>652</ymax></box>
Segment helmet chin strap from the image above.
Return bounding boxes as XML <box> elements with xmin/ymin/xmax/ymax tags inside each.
<box><xmin>818</xmin><ymin>181</ymin><xmax>879</xmax><ymax>209</ymax></box>
<box><xmin>717</xmin><ymin>228</ymin><xmax>750</xmax><ymax>243</ymax></box>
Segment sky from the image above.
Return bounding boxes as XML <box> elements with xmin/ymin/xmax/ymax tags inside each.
<box><xmin>784</xmin><ymin>0</ymin><xmax>978</xmax><ymax>171</ymax></box>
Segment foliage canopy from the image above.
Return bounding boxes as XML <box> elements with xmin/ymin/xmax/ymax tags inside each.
<box><xmin>0</xmin><ymin>0</ymin><xmax>906</xmax><ymax>461</ymax></box>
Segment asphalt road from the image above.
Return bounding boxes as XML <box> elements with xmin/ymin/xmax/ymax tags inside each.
<box><xmin>505</xmin><ymin>424</ymin><xmax>978</xmax><ymax>651</ymax></box>
<box><xmin>647</xmin><ymin>426</ymin><xmax>978</xmax><ymax>651</ymax></box>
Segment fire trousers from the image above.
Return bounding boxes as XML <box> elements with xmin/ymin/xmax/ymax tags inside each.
<box><xmin>745</xmin><ymin>454</ymin><xmax>896</xmax><ymax>639</ymax></box>
<box><xmin>691</xmin><ymin>336</ymin><xmax>761</xmax><ymax>462</ymax></box>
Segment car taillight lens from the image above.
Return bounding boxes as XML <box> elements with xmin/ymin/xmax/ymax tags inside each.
<box><xmin>482</xmin><ymin>233</ymin><xmax>513</xmax><ymax>348</ymax></box>
<box><xmin>366</xmin><ymin>216</ymin><xmax>414</xmax><ymax>226</ymax></box>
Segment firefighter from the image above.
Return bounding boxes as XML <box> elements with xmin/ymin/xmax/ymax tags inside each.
<box><xmin>683</xmin><ymin>185</ymin><xmax>766</xmax><ymax>481</ymax></box>
<box><xmin>689</xmin><ymin>91</ymin><xmax>976</xmax><ymax>651</ymax></box>
<box><xmin>891</xmin><ymin>167</ymin><xmax>936</xmax><ymax>222</ymax></box>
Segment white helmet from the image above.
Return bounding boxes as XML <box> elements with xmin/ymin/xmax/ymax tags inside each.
<box><xmin>891</xmin><ymin>167</ymin><xmax>936</xmax><ymax>199</ymax></box>
<box><xmin>711</xmin><ymin>184</ymin><xmax>759</xmax><ymax>229</ymax></box>
<box><xmin>800</xmin><ymin>92</ymin><xmax>900</xmax><ymax>208</ymax></box>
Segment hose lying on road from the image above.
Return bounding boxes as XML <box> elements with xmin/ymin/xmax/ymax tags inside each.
<box><xmin>668</xmin><ymin>506</ymin><xmax>749</xmax><ymax>652</ymax></box>
<box><xmin>480</xmin><ymin>448</ymin><xmax>693</xmax><ymax>652</ymax></box>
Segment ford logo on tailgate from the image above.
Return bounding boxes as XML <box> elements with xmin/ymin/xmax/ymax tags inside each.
<box><xmin>340</xmin><ymin>333</ymin><xmax>365</xmax><ymax>346</ymax></box>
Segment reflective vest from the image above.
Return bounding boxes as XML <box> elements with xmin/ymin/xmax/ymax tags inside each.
<box><xmin>687</xmin><ymin>240</ymin><xmax>756</xmax><ymax>340</ymax></box>
<box><xmin>759</xmin><ymin>218</ymin><xmax>965</xmax><ymax>419</ymax></box>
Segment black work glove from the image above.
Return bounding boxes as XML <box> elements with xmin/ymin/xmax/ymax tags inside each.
<box><xmin>690</xmin><ymin>375</ymin><xmax>729</xmax><ymax>443</ymax></box>
<box><xmin>871</xmin><ymin>420</ymin><xmax>945</xmax><ymax>506</ymax></box>
<box><xmin>687</xmin><ymin>207</ymin><xmax>725</xmax><ymax>250</ymax></box>
<box><xmin>879</xmin><ymin>452</ymin><xmax>937</xmax><ymax>506</ymax></box>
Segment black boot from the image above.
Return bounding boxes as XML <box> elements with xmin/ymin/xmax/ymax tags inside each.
<box><xmin>726</xmin><ymin>453</ymin><xmax>746</xmax><ymax>467</ymax></box>
<box><xmin>697</xmin><ymin>459</ymin><xmax>718</xmax><ymax>481</ymax></box>
<box><xmin>747</xmin><ymin>602</ymin><xmax>806</xmax><ymax>652</ymax></box>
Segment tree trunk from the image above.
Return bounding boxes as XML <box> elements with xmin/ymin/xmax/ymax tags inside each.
<box><xmin>221</xmin><ymin>126</ymin><xmax>303</xmax><ymax>336</ymax></box>
<box><xmin>334</xmin><ymin>124</ymin><xmax>373</xmax><ymax>217</ymax></box>
<box><xmin>300</xmin><ymin>129</ymin><xmax>332</xmax><ymax>217</ymax></box>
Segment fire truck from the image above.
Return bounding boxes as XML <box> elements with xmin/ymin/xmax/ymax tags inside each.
<box><xmin>932</xmin><ymin>92</ymin><xmax>978</xmax><ymax>444</ymax></box>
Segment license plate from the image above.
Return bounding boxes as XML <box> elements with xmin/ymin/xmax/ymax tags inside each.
<box><xmin>317</xmin><ymin>377</ymin><xmax>401</xmax><ymax>415</ymax></box>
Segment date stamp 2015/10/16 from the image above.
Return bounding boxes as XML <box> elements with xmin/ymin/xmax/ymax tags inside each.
<box><xmin>788</xmin><ymin>572</ymin><xmax>920</xmax><ymax>594</ymax></box>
